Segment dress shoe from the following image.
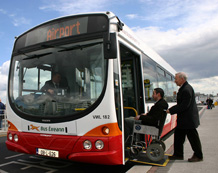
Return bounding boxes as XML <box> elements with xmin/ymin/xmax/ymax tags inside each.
<box><xmin>168</xmin><ymin>155</ymin><xmax>184</xmax><ymax>160</ymax></box>
<box><xmin>188</xmin><ymin>155</ymin><xmax>203</xmax><ymax>162</ymax></box>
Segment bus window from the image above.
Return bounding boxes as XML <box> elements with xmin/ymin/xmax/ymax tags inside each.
<box><xmin>157</xmin><ymin>67</ymin><xmax>168</xmax><ymax>99</ymax></box>
<box><xmin>12</xmin><ymin>61</ymin><xmax>20</xmax><ymax>100</ymax></box>
<box><xmin>9</xmin><ymin>39</ymin><xmax>106</xmax><ymax>118</ymax></box>
<box><xmin>165</xmin><ymin>73</ymin><xmax>176</xmax><ymax>102</ymax></box>
<box><xmin>142</xmin><ymin>54</ymin><xmax>158</xmax><ymax>102</ymax></box>
<box><xmin>172</xmin><ymin>77</ymin><xmax>178</xmax><ymax>101</ymax></box>
<box><xmin>40</xmin><ymin>68</ymin><xmax>51</xmax><ymax>89</ymax></box>
<box><xmin>157</xmin><ymin>68</ymin><xmax>178</xmax><ymax>102</ymax></box>
<box><xmin>113</xmin><ymin>53</ymin><xmax>122</xmax><ymax>129</ymax></box>
<box><xmin>121</xmin><ymin>61</ymin><xmax>136</xmax><ymax>114</ymax></box>
<box><xmin>21</xmin><ymin>65</ymin><xmax>51</xmax><ymax>93</ymax></box>
<box><xmin>23</xmin><ymin>68</ymin><xmax>38</xmax><ymax>90</ymax></box>
<box><xmin>120</xmin><ymin>45</ymin><xmax>144</xmax><ymax>117</ymax></box>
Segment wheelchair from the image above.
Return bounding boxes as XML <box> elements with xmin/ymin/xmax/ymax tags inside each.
<box><xmin>127</xmin><ymin>111</ymin><xmax>167</xmax><ymax>162</ymax></box>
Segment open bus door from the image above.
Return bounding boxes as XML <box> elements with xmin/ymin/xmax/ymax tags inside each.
<box><xmin>120</xmin><ymin>45</ymin><xmax>144</xmax><ymax>120</ymax></box>
<box><xmin>119</xmin><ymin>44</ymin><xmax>145</xmax><ymax>161</ymax></box>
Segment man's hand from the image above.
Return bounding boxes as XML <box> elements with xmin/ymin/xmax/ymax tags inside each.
<box><xmin>135</xmin><ymin>115</ymin><xmax>141</xmax><ymax>120</ymax></box>
<box><xmin>47</xmin><ymin>89</ymin><xmax>54</xmax><ymax>95</ymax></box>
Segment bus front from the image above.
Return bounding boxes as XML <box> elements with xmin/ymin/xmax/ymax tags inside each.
<box><xmin>6</xmin><ymin>13</ymin><xmax>123</xmax><ymax>165</ymax></box>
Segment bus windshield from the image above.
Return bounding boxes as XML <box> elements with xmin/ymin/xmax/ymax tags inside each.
<box><xmin>9</xmin><ymin>39</ymin><xmax>106</xmax><ymax>118</ymax></box>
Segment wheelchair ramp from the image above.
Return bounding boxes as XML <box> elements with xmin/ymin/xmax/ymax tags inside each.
<box><xmin>128</xmin><ymin>153</ymin><xmax>170</xmax><ymax>166</ymax></box>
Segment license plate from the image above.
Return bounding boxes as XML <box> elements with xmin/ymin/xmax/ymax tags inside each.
<box><xmin>36</xmin><ymin>148</ymin><xmax>59</xmax><ymax>158</ymax></box>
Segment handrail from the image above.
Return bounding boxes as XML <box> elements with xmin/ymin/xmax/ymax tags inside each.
<box><xmin>75</xmin><ymin>108</ymin><xmax>86</xmax><ymax>111</ymax></box>
<box><xmin>123</xmin><ymin>107</ymin><xmax>138</xmax><ymax>116</ymax></box>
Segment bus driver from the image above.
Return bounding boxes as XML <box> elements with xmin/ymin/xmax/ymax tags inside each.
<box><xmin>41</xmin><ymin>72</ymin><xmax>69</xmax><ymax>95</ymax></box>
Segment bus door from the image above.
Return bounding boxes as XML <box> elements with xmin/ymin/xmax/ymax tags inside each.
<box><xmin>120</xmin><ymin>45</ymin><xmax>144</xmax><ymax>119</ymax></box>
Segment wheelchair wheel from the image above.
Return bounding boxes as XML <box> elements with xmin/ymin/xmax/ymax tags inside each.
<box><xmin>135</xmin><ymin>141</ymin><xmax>144</xmax><ymax>151</ymax></box>
<box><xmin>151</xmin><ymin>139</ymin><xmax>166</xmax><ymax>151</ymax></box>
<box><xmin>146</xmin><ymin>143</ymin><xmax>164</xmax><ymax>162</ymax></box>
<box><xmin>130</xmin><ymin>147</ymin><xmax>139</xmax><ymax>158</ymax></box>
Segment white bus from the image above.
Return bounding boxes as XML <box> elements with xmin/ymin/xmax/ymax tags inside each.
<box><xmin>6</xmin><ymin>11</ymin><xmax>177</xmax><ymax>165</ymax></box>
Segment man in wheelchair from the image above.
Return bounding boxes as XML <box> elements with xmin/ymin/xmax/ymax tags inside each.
<box><xmin>136</xmin><ymin>88</ymin><xmax>168</xmax><ymax>125</ymax></box>
<box><xmin>124</xmin><ymin>88</ymin><xmax>168</xmax><ymax>162</ymax></box>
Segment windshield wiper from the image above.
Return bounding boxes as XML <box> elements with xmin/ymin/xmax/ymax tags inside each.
<box><xmin>58</xmin><ymin>42</ymin><xmax>102</xmax><ymax>52</ymax></box>
<box><xmin>23</xmin><ymin>52</ymin><xmax>52</xmax><ymax>60</ymax></box>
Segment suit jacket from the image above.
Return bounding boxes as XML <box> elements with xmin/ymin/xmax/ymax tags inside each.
<box><xmin>140</xmin><ymin>99</ymin><xmax>168</xmax><ymax>126</ymax></box>
<box><xmin>41</xmin><ymin>80</ymin><xmax>69</xmax><ymax>94</ymax></box>
<box><xmin>169</xmin><ymin>81</ymin><xmax>200</xmax><ymax>129</ymax></box>
<box><xmin>41</xmin><ymin>80</ymin><xmax>58</xmax><ymax>92</ymax></box>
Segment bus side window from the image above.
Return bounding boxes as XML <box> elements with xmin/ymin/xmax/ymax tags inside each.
<box><xmin>142</xmin><ymin>54</ymin><xmax>158</xmax><ymax>103</ymax></box>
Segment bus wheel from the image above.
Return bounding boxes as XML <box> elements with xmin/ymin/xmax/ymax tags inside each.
<box><xmin>146</xmin><ymin>143</ymin><xmax>164</xmax><ymax>162</ymax></box>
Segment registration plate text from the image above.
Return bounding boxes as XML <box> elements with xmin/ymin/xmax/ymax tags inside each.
<box><xmin>37</xmin><ymin>148</ymin><xmax>59</xmax><ymax>158</ymax></box>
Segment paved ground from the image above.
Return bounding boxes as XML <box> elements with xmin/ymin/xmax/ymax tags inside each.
<box><xmin>128</xmin><ymin>106</ymin><xmax>218</xmax><ymax>173</ymax></box>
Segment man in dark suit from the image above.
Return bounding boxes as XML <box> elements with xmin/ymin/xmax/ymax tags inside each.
<box><xmin>167</xmin><ymin>72</ymin><xmax>203</xmax><ymax>162</ymax></box>
<box><xmin>41</xmin><ymin>72</ymin><xmax>69</xmax><ymax>95</ymax></box>
<box><xmin>125</xmin><ymin>88</ymin><xmax>168</xmax><ymax>143</ymax></box>
<box><xmin>135</xmin><ymin>88</ymin><xmax>168</xmax><ymax>126</ymax></box>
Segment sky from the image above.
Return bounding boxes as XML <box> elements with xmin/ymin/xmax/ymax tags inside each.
<box><xmin>1</xmin><ymin>0</ymin><xmax>218</xmax><ymax>103</ymax></box>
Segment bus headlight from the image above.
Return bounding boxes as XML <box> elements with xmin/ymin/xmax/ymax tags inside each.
<box><xmin>83</xmin><ymin>140</ymin><xmax>92</xmax><ymax>150</ymax></box>
<box><xmin>95</xmin><ymin>140</ymin><xmax>104</xmax><ymax>150</ymax></box>
<box><xmin>14</xmin><ymin>134</ymin><xmax>19</xmax><ymax>142</ymax></box>
<box><xmin>8</xmin><ymin>133</ymin><xmax>13</xmax><ymax>141</ymax></box>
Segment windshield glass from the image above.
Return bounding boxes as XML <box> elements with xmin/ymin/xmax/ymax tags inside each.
<box><xmin>9</xmin><ymin>39</ymin><xmax>106</xmax><ymax>118</ymax></box>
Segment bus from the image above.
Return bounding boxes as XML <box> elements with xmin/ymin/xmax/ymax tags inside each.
<box><xmin>6</xmin><ymin>11</ymin><xmax>177</xmax><ymax>165</ymax></box>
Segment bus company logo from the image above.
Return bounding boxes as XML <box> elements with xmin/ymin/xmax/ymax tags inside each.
<box><xmin>28</xmin><ymin>124</ymin><xmax>65</xmax><ymax>133</ymax></box>
<box><xmin>30</xmin><ymin>124</ymin><xmax>40</xmax><ymax>131</ymax></box>
<box><xmin>135</xmin><ymin>125</ymin><xmax>141</xmax><ymax>131</ymax></box>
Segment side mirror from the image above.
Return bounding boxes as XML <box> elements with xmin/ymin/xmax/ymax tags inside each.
<box><xmin>104</xmin><ymin>33</ymin><xmax>117</xmax><ymax>59</ymax></box>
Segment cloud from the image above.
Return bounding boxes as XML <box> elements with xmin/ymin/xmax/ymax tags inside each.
<box><xmin>190</xmin><ymin>76</ymin><xmax>218</xmax><ymax>95</ymax></box>
<box><xmin>140</xmin><ymin>0</ymin><xmax>187</xmax><ymax>21</ymax></box>
<box><xmin>0</xmin><ymin>61</ymin><xmax>10</xmax><ymax>103</ymax></box>
<box><xmin>126</xmin><ymin>14</ymin><xmax>138</xmax><ymax>19</ymax></box>
<box><xmin>131</xmin><ymin>24</ymin><xmax>218</xmax><ymax>94</ymax></box>
<box><xmin>132</xmin><ymin>22</ymin><xmax>218</xmax><ymax>80</ymax></box>
<box><xmin>40</xmin><ymin>0</ymin><xmax>111</xmax><ymax>15</ymax></box>
<box><xmin>125</xmin><ymin>0</ymin><xmax>218</xmax><ymax>94</ymax></box>
<box><xmin>12</xmin><ymin>17</ymin><xmax>31</xmax><ymax>27</ymax></box>
<box><xmin>0</xmin><ymin>8</ymin><xmax>31</xmax><ymax>27</ymax></box>
<box><xmin>0</xmin><ymin>9</ymin><xmax>7</xmax><ymax>14</ymax></box>
<box><xmin>127</xmin><ymin>0</ymin><xmax>218</xmax><ymax>78</ymax></box>
<box><xmin>137</xmin><ymin>0</ymin><xmax>218</xmax><ymax>29</ymax></box>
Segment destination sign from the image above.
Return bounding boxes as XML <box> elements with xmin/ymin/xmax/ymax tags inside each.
<box><xmin>47</xmin><ymin>20</ymin><xmax>81</xmax><ymax>41</ymax></box>
<box><xmin>14</xmin><ymin>15</ymin><xmax>109</xmax><ymax>52</ymax></box>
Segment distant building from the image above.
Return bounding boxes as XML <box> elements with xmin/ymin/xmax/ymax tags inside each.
<box><xmin>195</xmin><ymin>92</ymin><xmax>208</xmax><ymax>104</ymax></box>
